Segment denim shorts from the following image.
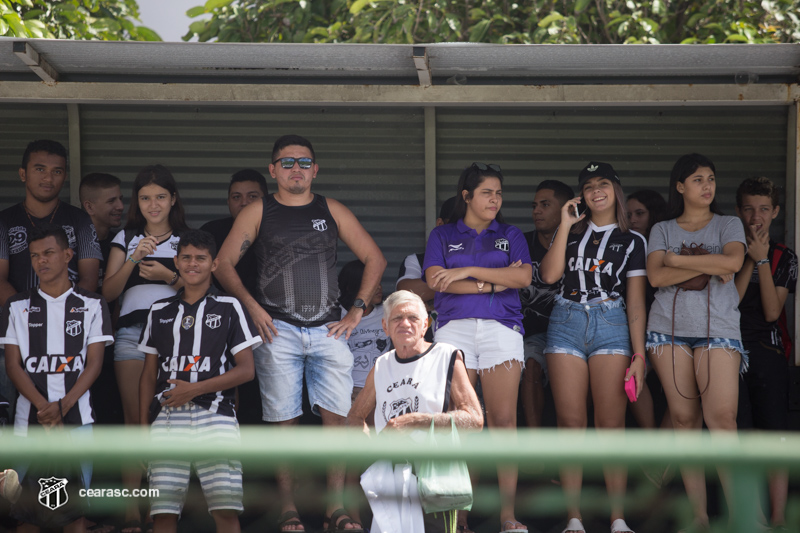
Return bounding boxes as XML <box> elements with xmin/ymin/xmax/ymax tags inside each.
<box><xmin>434</xmin><ymin>318</ymin><xmax>524</xmax><ymax>372</ymax></box>
<box><xmin>253</xmin><ymin>319</ymin><xmax>353</xmax><ymax>422</ymax></box>
<box><xmin>523</xmin><ymin>332</ymin><xmax>549</xmax><ymax>383</ymax></box>
<box><xmin>545</xmin><ymin>295</ymin><xmax>632</xmax><ymax>361</ymax></box>
<box><xmin>114</xmin><ymin>324</ymin><xmax>146</xmax><ymax>362</ymax></box>
<box><xmin>646</xmin><ymin>331</ymin><xmax>748</xmax><ymax>373</ymax></box>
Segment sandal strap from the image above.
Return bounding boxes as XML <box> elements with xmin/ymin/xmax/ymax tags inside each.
<box><xmin>326</xmin><ymin>508</ymin><xmax>363</xmax><ymax>531</ymax></box>
<box><xmin>277</xmin><ymin>510</ymin><xmax>303</xmax><ymax>527</ymax></box>
<box><xmin>327</xmin><ymin>508</ymin><xmax>347</xmax><ymax>524</ymax></box>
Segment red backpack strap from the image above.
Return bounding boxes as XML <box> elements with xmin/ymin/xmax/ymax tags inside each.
<box><xmin>770</xmin><ymin>242</ymin><xmax>785</xmax><ymax>276</ymax></box>
<box><xmin>770</xmin><ymin>243</ymin><xmax>793</xmax><ymax>360</ymax></box>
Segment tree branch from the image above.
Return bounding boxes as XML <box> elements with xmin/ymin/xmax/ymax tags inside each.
<box><xmin>413</xmin><ymin>0</ymin><xmax>424</xmax><ymax>42</ymax></box>
<box><xmin>595</xmin><ymin>0</ymin><xmax>615</xmax><ymax>43</ymax></box>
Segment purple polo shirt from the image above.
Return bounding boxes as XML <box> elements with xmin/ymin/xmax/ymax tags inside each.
<box><xmin>423</xmin><ymin>219</ymin><xmax>532</xmax><ymax>334</ymax></box>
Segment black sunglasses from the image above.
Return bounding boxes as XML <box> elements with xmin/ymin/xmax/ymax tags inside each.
<box><xmin>273</xmin><ymin>157</ymin><xmax>314</xmax><ymax>169</ymax></box>
<box><xmin>471</xmin><ymin>162</ymin><xmax>501</xmax><ymax>172</ymax></box>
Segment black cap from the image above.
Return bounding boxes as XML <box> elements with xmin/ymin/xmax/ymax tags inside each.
<box><xmin>439</xmin><ymin>196</ymin><xmax>457</xmax><ymax>221</ymax></box>
<box><xmin>578</xmin><ymin>161</ymin><xmax>620</xmax><ymax>187</ymax></box>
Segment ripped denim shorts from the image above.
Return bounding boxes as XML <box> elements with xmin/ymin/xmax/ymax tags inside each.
<box><xmin>645</xmin><ymin>331</ymin><xmax>749</xmax><ymax>373</ymax></box>
<box><xmin>544</xmin><ymin>295</ymin><xmax>631</xmax><ymax>362</ymax></box>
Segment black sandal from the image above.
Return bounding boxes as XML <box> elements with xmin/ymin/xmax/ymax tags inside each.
<box><xmin>325</xmin><ymin>508</ymin><xmax>364</xmax><ymax>532</ymax></box>
<box><xmin>277</xmin><ymin>510</ymin><xmax>305</xmax><ymax>532</ymax></box>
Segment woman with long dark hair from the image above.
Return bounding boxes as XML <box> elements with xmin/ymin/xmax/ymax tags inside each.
<box><xmin>540</xmin><ymin>162</ymin><xmax>647</xmax><ymax>533</ymax></box>
<box><xmin>626</xmin><ymin>189</ymin><xmax>674</xmax><ymax>444</ymax></box>
<box><xmin>626</xmin><ymin>189</ymin><xmax>668</xmax><ymax>239</ymax></box>
<box><xmin>646</xmin><ymin>153</ymin><xmax>746</xmax><ymax>531</ymax></box>
<box><xmin>423</xmin><ymin>162</ymin><xmax>532</xmax><ymax>533</ymax></box>
<box><xmin>102</xmin><ymin>164</ymin><xmax>188</xmax><ymax>532</ymax></box>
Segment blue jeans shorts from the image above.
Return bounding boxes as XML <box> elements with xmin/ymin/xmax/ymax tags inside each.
<box><xmin>254</xmin><ymin>319</ymin><xmax>353</xmax><ymax>422</ymax></box>
<box><xmin>523</xmin><ymin>332</ymin><xmax>549</xmax><ymax>384</ymax></box>
<box><xmin>114</xmin><ymin>324</ymin><xmax>146</xmax><ymax>362</ymax></box>
<box><xmin>545</xmin><ymin>295</ymin><xmax>632</xmax><ymax>361</ymax></box>
<box><xmin>646</xmin><ymin>331</ymin><xmax>749</xmax><ymax>373</ymax></box>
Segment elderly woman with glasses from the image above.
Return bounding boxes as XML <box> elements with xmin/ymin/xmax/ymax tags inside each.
<box><xmin>423</xmin><ymin>162</ymin><xmax>533</xmax><ymax>533</ymax></box>
<box><xmin>348</xmin><ymin>290</ymin><xmax>483</xmax><ymax>533</ymax></box>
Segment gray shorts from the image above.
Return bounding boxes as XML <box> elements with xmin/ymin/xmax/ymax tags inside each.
<box><xmin>149</xmin><ymin>403</ymin><xmax>243</xmax><ymax>515</ymax></box>
<box><xmin>523</xmin><ymin>332</ymin><xmax>549</xmax><ymax>384</ymax></box>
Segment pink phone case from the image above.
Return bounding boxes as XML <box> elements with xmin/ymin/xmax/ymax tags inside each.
<box><xmin>625</xmin><ymin>369</ymin><xmax>637</xmax><ymax>402</ymax></box>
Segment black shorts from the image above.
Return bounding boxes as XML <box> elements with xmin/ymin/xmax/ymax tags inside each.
<box><xmin>737</xmin><ymin>341</ymin><xmax>789</xmax><ymax>431</ymax></box>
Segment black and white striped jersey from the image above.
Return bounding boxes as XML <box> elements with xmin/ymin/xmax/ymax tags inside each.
<box><xmin>0</xmin><ymin>285</ymin><xmax>113</xmax><ymax>436</ymax></box>
<box><xmin>561</xmin><ymin>221</ymin><xmax>647</xmax><ymax>304</ymax></box>
<box><xmin>138</xmin><ymin>287</ymin><xmax>261</xmax><ymax>419</ymax></box>
<box><xmin>111</xmin><ymin>231</ymin><xmax>180</xmax><ymax>328</ymax></box>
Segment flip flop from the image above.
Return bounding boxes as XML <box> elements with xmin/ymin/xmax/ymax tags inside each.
<box><xmin>562</xmin><ymin>518</ymin><xmax>585</xmax><ymax>533</ymax></box>
<box><xmin>611</xmin><ymin>518</ymin><xmax>635</xmax><ymax>533</ymax></box>
<box><xmin>500</xmin><ymin>520</ymin><xmax>528</xmax><ymax>533</ymax></box>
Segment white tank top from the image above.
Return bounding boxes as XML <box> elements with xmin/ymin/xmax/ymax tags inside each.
<box><xmin>373</xmin><ymin>342</ymin><xmax>459</xmax><ymax>435</ymax></box>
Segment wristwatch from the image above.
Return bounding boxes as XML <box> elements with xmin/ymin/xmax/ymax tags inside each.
<box><xmin>755</xmin><ymin>258</ymin><xmax>770</xmax><ymax>267</ymax></box>
<box><xmin>353</xmin><ymin>298</ymin><xmax>367</xmax><ymax>311</ymax></box>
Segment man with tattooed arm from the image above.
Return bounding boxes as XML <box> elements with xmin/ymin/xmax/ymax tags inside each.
<box><xmin>215</xmin><ymin>134</ymin><xmax>386</xmax><ymax>533</ymax></box>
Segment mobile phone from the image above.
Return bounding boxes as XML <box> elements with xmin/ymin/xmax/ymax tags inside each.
<box><xmin>573</xmin><ymin>200</ymin><xmax>587</xmax><ymax>219</ymax></box>
<box><xmin>624</xmin><ymin>369</ymin><xmax>637</xmax><ymax>402</ymax></box>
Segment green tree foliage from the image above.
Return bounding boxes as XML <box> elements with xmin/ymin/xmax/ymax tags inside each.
<box><xmin>0</xmin><ymin>0</ymin><xmax>161</xmax><ymax>40</ymax></box>
<box><xmin>184</xmin><ymin>0</ymin><xmax>800</xmax><ymax>44</ymax></box>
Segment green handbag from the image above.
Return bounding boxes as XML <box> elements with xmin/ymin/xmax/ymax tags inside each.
<box><xmin>415</xmin><ymin>416</ymin><xmax>473</xmax><ymax>514</ymax></box>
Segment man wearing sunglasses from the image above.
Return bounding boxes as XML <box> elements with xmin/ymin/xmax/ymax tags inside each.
<box><xmin>216</xmin><ymin>134</ymin><xmax>386</xmax><ymax>533</ymax></box>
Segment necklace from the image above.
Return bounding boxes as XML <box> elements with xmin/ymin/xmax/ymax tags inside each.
<box><xmin>23</xmin><ymin>200</ymin><xmax>59</xmax><ymax>228</ymax></box>
<box><xmin>591</xmin><ymin>230</ymin><xmax>602</xmax><ymax>245</ymax></box>
<box><xmin>145</xmin><ymin>228</ymin><xmax>173</xmax><ymax>239</ymax></box>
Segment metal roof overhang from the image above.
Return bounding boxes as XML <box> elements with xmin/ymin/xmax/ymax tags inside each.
<box><xmin>1</xmin><ymin>38</ymin><xmax>799</xmax><ymax>106</ymax></box>
<box><xmin>3</xmin><ymin>38</ymin><xmax>800</xmax><ymax>359</ymax></box>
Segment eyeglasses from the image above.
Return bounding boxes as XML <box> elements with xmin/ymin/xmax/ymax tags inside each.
<box><xmin>472</xmin><ymin>162</ymin><xmax>501</xmax><ymax>172</ymax></box>
<box><xmin>273</xmin><ymin>157</ymin><xmax>314</xmax><ymax>169</ymax></box>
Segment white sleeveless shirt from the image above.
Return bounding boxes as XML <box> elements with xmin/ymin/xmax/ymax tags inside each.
<box><xmin>373</xmin><ymin>342</ymin><xmax>459</xmax><ymax>435</ymax></box>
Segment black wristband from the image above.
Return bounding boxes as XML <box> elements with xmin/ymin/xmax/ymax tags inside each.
<box><xmin>491</xmin><ymin>283</ymin><xmax>495</xmax><ymax>295</ymax></box>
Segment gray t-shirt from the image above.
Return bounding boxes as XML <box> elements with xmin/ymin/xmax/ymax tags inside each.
<box><xmin>646</xmin><ymin>215</ymin><xmax>746</xmax><ymax>340</ymax></box>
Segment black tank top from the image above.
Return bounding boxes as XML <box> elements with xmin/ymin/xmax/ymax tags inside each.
<box><xmin>252</xmin><ymin>194</ymin><xmax>340</xmax><ymax>327</ymax></box>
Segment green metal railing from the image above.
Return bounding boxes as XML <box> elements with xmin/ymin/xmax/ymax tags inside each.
<box><xmin>2</xmin><ymin>427</ymin><xmax>798</xmax><ymax>532</ymax></box>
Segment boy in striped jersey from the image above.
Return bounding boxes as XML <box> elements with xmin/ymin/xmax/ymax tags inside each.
<box><xmin>138</xmin><ymin>230</ymin><xmax>260</xmax><ymax>533</ymax></box>
<box><xmin>1</xmin><ymin>225</ymin><xmax>113</xmax><ymax>531</ymax></box>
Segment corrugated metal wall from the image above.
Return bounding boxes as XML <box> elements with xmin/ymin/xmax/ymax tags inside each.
<box><xmin>77</xmin><ymin>105</ymin><xmax>426</xmax><ymax>292</ymax></box>
<box><xmin>0</xmin><ymin>104</ymin><xmax>789</xmax><ymax>290</ymax></box>
<box><xmin>0</xmin><ymin>104</ymin><xmax>69</xmax><ymax>203</ymax></box>
<box><xmin>437</xmin><ymin>106</ymin><xmax>788</xmax><ymax>241</ymax></box>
